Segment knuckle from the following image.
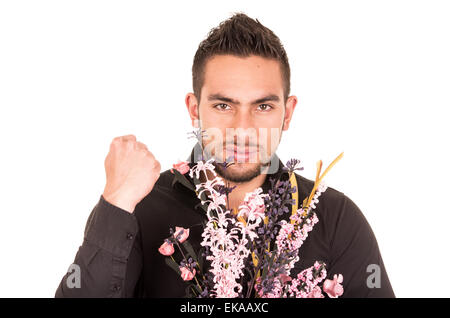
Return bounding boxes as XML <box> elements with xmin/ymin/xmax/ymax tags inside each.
<box><xmin>137</xmin><ymin>141</ymin><xmax>148</xmax><ymax>150</ymax></box>
<box><xmin>125</xmin><ymin>140</ymin><xmax>136</xmax><ymax>148</ymax></box>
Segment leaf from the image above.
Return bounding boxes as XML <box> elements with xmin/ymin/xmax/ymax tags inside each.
<box><xmin>182</xmin><ymin>240</ymin><xmax>198</xmax><ymax>263</ymax></box>
<box><xmin>172</xmin><ymin>169</ymin><xmax>195</xmax><ymax>191</ymax></box>
<box><xmin>165</xmin><ymin>257</ymin><xmax>181</xmax><ymax>275</ymax></box>
<box><xmin>194</xmin><ymin>202</ymin><xmax>208</xmax><ymax>213</ymax></box>
<box><xmin>185</xmin><ymin>284</ymin><xmax>196</xmax><ymax>297</ymax></box>
<box><xmin>171</xmin><ymin>174</ymin><xmax>177</xmax><ymax>187</ymax></box>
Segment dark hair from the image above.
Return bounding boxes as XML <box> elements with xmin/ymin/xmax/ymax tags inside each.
<box><xmin>192</xmin><ymin>12</ymin><xmax>291</xmax><ymax>104</ymax></box>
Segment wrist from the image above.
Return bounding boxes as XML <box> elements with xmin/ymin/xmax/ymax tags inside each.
<box><xmin>102</xmin><ymin>191</ymin><xmax>136</xmax><ymax>213</ymax></box>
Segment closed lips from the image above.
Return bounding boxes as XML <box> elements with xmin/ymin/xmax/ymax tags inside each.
<box><xmin>225</xmin><ymin>147</ymin><xmax>258</xmax><ymax>154</ymax></box>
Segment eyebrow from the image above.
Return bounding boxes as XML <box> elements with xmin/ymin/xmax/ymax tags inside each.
<box><xmin>207</xmin><ymin>93</ymin><xmax>280</xmax><ymax>105</ymax></box>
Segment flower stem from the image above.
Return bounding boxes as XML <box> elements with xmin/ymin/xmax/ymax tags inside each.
<box><xmin>174</xmin><ymin>240</ymin><xmax>202</xmax><ymax>291</ymax></box>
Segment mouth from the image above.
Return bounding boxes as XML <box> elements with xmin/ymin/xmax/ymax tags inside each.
<box><xmin>224</xmin><ymin>145</ymin><xmax>258</xmax><ymax>162</ymax></box>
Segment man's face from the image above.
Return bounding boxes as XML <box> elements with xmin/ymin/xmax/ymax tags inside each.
<box><xmin>186</xmin><ymin>54</ymin><xmax>297</xmax><ymax>183</ymax></box>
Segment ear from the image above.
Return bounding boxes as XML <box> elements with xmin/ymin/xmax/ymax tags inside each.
<box><xmin>185</xmin><ymin>93</ymin><xmax>200</xmax><ymax>128</ymax></box>
<box><xmin>282</xmin><ymin>95</ymin><xmax>298</xmax><ymax>131</ymax></box>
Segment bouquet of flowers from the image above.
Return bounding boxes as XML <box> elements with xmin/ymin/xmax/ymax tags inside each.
<box><xmin>158</xmin><ymin>131</ymin><xmax>344</xmax><ymax>298</ymax></box>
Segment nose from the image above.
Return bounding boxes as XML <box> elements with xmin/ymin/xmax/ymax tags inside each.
<box><xmin>232</xmin><ymin>107</ymin><xmax>254</xmax><ymax>130</ymax></box>
<box><xmin>227</xmin><ymin>109</ymin><xmax>258</xmax><ymax>147</ymax></box>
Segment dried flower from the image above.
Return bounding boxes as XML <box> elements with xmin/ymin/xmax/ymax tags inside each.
<box><xmin>174</xmin><ymin>227</ymin><xmax>190</xmax><ymax>243</ymax></box>
<box><xmin>283</xmin><ymin>158</ymin><xmax>304</xmax><ymax>174</ymax></box>
<box><xmin>171</xmin><ymin>160</ymin><xmax>190</xmax><ymax>175</ymax></box>
<box><xmin>159</xmin><ymin>147</ymin><xmax>344</xmax><ymax>298</ymax></box>
<box><xmin>158</xmin><ymin>241</ymin><xmax>175</xmax><ymax>256</ymax></box>
<box><xmin>323</xmin><ymin>274</ymin><xmax>344</xmax><ymax>298</ymax></box>
<box><xmin>180</xmin><ymin>266</ymin><xmax>196</xmax><ymax>281</ymax></box>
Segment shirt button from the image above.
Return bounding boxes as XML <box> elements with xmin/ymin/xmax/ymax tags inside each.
<box><xmin>112</xmin><ymin>284</ymin><xmax>121</xmax><ymax>292</ymax></box>
<box><xmin>126</xmin><ymin>233</ymin><xmax>133</xmax><ymax>240</ymax></box>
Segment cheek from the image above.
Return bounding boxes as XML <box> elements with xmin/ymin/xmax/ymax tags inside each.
<box><xmin>199</xmin><ymin>107</ymin><xmax>220</xmax><ymax>127</ymax></box>
<box><xmin>198</xmin><ymin>109</ymin><xmax>230</xmax><ymax>143</ymax></box>
<box><xmin>260</xmin><ymin>126</ymin><xmax>282</xmax><ymax>156</ymax></box>
<box><xmin>255</xmin><ymin>114</ymin><xmax>284</xmax><ymax>139</ymax></box>
<box><xmin>201</xmin><ymin>125</ymin><xmax>227</xmax><ymax>150</ymax></box>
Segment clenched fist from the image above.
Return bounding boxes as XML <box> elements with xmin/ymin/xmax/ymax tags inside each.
<box><xmin>102</xmin><ymin>134</ymin><xmax>161</xmax><ymax>213</ymax></box>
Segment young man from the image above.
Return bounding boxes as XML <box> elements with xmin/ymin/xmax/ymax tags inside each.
<box><xmin>55</xmin><ymin>13</ymin><xmax>395</xmax><ymax>298</ymax></box>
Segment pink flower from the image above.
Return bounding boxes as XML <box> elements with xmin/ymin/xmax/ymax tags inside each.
<box><xmin>171</xmin><ymin>160</ymin><xmax>190</xmax><ymax>175</ymax></box>
<box><xmin>323</xmin><ymin>274</ymin><xmax>344</xmax><ymax>298</ymax></box>
<box><xmin>158</xmin><ymin>242</ymin><xmax>174</xmax><ymax>256</ymax></box>
<box><xmin>237</xmin><ymin>187</ymin><xmax>267</xmax><ymax>223</ymax></box>
<box><xmin>174</xmin><ymin>226</ymin><xmax>190</xmax><ymax>243</ymax></box>
<box><xmin>180</xmin><ymin>266</ymin><xmax>196</xmax><ymax>281</ymax></box>
<box><xmin>237</xmin><ymin>205</ymin><xmax>250</xmax><ymax>219</ymax></box>
<box><xmin>278</xmin><ymin>274</ymin><xmax>292</xmax><ymax>285</ymax></box>
<box><xmin>307</xmin><ymin>286</ymin><xmax>324</xmax><ymax>298</ymax></box>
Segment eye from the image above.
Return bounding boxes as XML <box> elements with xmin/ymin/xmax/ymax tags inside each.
<box><xmin>214</xmin><ymin>103</ymin><xmax>231</xmax><ymax>111</ymax></box>
<box><xmin>257</xmin><ymin>104</ymin><xmax>273</xmax><ymax>111</ymax></box>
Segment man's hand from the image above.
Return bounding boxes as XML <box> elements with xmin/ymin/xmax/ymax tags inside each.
<box><xmin>102</xmin><ymin>134</ymin><xmax>161</xmax><ymax>213</ymax></box>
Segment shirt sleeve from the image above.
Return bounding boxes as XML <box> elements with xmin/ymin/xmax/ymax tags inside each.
<box><xmin>55</xmin><ymin>195</ymin><xmax>143</xmax><ymax>298</ymax></box>
<box><xmin>326</xmin><ymin>195</ymin><xmax>395</xmax><ymax>298</ymax></box>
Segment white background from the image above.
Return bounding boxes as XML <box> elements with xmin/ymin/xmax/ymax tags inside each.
<box><xmin>1</xmin><ymin>0</ymin><xmax>449</xmax><ymax>297</ymax></box>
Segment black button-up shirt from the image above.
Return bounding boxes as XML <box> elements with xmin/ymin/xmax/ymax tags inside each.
<box><xmin>55</xmin><ymin>144</ymin><xmax>395</xmax><ymax>298</ymax></box>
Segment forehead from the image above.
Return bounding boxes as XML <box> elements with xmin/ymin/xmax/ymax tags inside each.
<box><xmin>202</xmin><ymin>55</ymin><xmax>284</xmax><ymax>100</ymax></box>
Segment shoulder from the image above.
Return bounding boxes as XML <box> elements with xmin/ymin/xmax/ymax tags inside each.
<box><xmin>293</xmin><ymin>172</ymin><xmax>371</xmax><ymax>242</ymax></box>
<box><xmin>294</xmin><ymin>172</ymin><xmax>348</xmax><ymax>212</ymax></box>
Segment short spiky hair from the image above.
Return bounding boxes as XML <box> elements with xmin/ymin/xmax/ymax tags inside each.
<box><xmin>192</xmin><ymin>12</ymin><xmax>291</xmax><ymax>103</ymax></box>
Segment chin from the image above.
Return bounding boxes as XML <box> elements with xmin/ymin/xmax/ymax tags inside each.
<box><xmin>214</xmin><ymin>161</ymin><xmax>263</xmax><ymax>183</ymax></box>
<box><xmin>228</xmin><ymin>161</ymin><xmax>259</xmax><ymax>170</ymax></box>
